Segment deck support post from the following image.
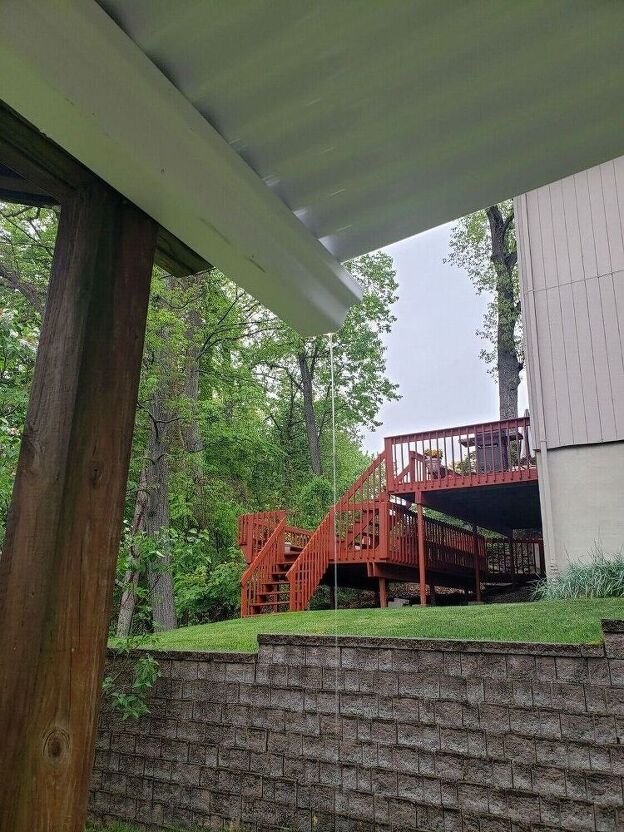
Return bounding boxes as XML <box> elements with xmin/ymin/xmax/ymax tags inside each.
<box><xmin>378</xmin><ymin>577</ymin><xmax>388</xmax><ymax>608</ymax></box>
<box><xmin>472</xmin><ymin>524</ymin><xmax>482</xmax><ymax>602</ymax></box>
<box><xmin>428</xmin><ymin>584</ymin><xmax>437</xmax><ymax>605</ymax></box>
<box><xmin>416</xmin><ymin>501</ymin><xmax>427</xmax><ymax>606</ymax></box>
<box><xmin>0</xmin><ymin>183</ymin><xmax>156</xmax><ymax>832</ymax></box>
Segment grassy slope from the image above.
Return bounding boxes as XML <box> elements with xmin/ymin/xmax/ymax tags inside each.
<box><xmin>146</xmin><ymin>598</ymin><xmax>623</xmax><ymax>653</ymax></box>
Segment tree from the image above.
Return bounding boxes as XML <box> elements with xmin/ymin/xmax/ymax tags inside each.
<box><xmin>446</xmin><ymin>202</ymin><xmax>523</xmax><ymax>419</ymax></box>
<box><xmin>0</xmin><ymin>201</ymin><xmax>398</xmax><ymax>634</ymax></box>
<box><xmin>254</xmin><ymin>251</ymin><xmax>399</xmax><ymax>477</ymax></box>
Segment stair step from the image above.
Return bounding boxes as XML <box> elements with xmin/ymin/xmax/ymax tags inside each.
<box><xmin>251</xmin><ymin>601</ymin><xmax>289</xmax><ymax>610</ymax></box>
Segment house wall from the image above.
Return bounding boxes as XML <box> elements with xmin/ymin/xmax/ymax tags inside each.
<box><xmin>515</xmin><ymin>156</ymin><xmax>624</xmax><ymax>573</ymax></box>
<box><xmin>90</xmin><ymin>629</ymin><xmax>624</xmax><ymax>832</ymax></box>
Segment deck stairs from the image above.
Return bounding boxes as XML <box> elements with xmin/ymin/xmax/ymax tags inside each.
<box><xmin>239</xmin><ymin>440</ymin><xmax>544</xmax><ymax>616</ymax></box>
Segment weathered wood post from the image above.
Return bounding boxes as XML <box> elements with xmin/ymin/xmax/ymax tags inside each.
<box><xmin>0</xmin><ymin>182</ymin><xmax>157</xmax><ymax>831</ymax></box>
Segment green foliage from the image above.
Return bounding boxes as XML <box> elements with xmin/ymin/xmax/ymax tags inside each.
<box><xmin>445</xmin><ymin>201</ymin><xmax>522</xmax><ymax>373</ymax></box>
<box><xmin>252</xmin><ymin>251</ymin><xmax>399</xmax><ymax>471</ymax></box>
<box><xmin>534</xmin><ymin>548</ymin><xmax>624</xmax><ymax>600</ymax></box>
<box><xmin>0</xmin><ymin>205</ymin><xmax>53</xmax><ymax>539</ymax></box>
<box><xmin>102</xmin><ymin>644</ymin><xmax>160</xmax><ymax>720</ymax></box>
<box><xmin>174</xmin><ymin>546</ymin><xmax>245</xmax><ymax>625</ymax></box>
<box><xmin>292</xmin><ymin>476</ymin><xmax>334</xmax><ymax>529</ymax></box>
<box><xmin>0</xmin><ymin>203</ymin><xmax>398</xmax><ymax>640</ymax></box>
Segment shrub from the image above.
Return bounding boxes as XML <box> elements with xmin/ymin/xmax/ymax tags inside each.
<box><xmin>534</xmin><ymin>546</ymin><xmax>624</xmax><ymax>600</ymax></box>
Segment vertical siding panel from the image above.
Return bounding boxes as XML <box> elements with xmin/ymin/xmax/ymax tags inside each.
<box><xmin>526</xmin><ymin>190</ymin><xmax>546</xmax><ymax>291</ymax></box>
<box><xmin>571</xmin><ymin>280</ymin><xmax>602</xmax><ymax>444</ymax></box>
<box><xmin>533</xmin><ymin>290</ymin><xmax>559</xmax><ymax>447</ymax></box>
<box><xmin>546</xmin><ymin>287</ymin><xmax>573</xmax><ymax>445</ymax></box>
<box><xmin>586</xmin><ymin>277</ymin><xmax>616</xmax><ymax>441</ymax></box>
<box><xmin>587</xmin><ymin>165</ymin><xmax>612</xmax><ymax>277</ymax></box>
<box><xmin>561</xmin><ymin>174</ymin><xmax>585</xmax><ymax>284</ymax></box>
<box><xmin>559</xmin><ymin>284</ymin><xmax>587</xmax><ymax>444</ymax></box>
<box><xmin>600</xmin><ymin>272</ymin><xmax>624</xmax><ymax>437</ymax></box>
<box><xmin>538</xmin><ymin>187</ymin><xmax>558</xmax><ymax>289</ymax></box>
<box><xmin>574</xmin><ymin>171</ymin><xmax>598</xmax><ymax>280</ymax></box>
<box><xmin>515</xmin><ymin>194</ymin><xmax>544</xmax><ymax>447</ymax></box>
<box><xmin>549</xmin><ymin>181</ymin><xmax>571</xmax><ymax>288</ymax></box>
<box><xmin>519</xmin><ymin>156</ymin><xmax>624</xmax><ymax>451</ymax></box>
<box><xmin>600</xmin><ymin>161</ymin><xmax>624</xmax><ymax>273</ymax></box>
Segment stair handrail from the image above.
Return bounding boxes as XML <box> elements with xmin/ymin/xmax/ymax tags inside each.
<box><xmin>238</xmin><ymin>509</ymin><xmax>287</xmax><ymax>564</ymax></box>
<box><xmin>287</xmin><ymin>451</ymin><xmax>387</xmax><ymax>611</ymax></box>
<box><xmin>240</xmin><ymin>516</ymin><xmax>287</xmax><ymax>616</ymax></box>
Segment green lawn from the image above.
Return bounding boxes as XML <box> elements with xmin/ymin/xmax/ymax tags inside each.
<box><xmin>145</xmin><ymin>598</ymin><xmax>623</xmax><ymax>653</ymax></box>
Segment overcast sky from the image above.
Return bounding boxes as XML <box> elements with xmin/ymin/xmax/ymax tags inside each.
<box><xmin>362</xmin><ymin>223</ymin><xmax>528</xmax><ymax>454</ymax></box>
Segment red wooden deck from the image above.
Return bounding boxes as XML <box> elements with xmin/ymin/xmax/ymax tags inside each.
<box><xmin>385</xmin><ymin>415</ymin><xmax>537</xmax><ymax>495</ymax></box>
<box><xmin>239</xmin><ymin>416</ymin><xmax>543</xmax><ymax>616</ymax></box>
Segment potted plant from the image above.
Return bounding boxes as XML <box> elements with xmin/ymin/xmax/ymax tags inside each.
<box><xmin>423</xmin><ymin>447</ymin><xmax>443</xmax><ymax>478</ymax></box>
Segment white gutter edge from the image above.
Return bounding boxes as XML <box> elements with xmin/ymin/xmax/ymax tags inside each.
<box><xmin>0</xmin><ymin>0</ymin><xmax>362</xmax><ymax>335</ymax></box>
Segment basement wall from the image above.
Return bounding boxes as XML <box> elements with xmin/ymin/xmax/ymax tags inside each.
<box><xmin>90</xmin><ymin>627</ymin><xmax>624</xmax><ymax>832</ymax></box>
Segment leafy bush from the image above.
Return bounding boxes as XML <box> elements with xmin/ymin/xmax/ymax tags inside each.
<box><xmin>102</xmin><ymin>642</ymin><xmax>160</xmax><ymax>720</ymax></box>
<box><xmin>534</xmin><ymin>547</ymin><xmax>624</xmax><ymax>600</ymax></box>
<box><xmin>292</xmin><ymin>475</ymin><xmax>334</xmax><ymax>529</ymax></box>
<box><xmin>174</xmin><ymin>546</ymin><xmax>245</xmax><ymax>624</ymax></box>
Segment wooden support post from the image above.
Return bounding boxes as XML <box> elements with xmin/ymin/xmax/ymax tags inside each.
<box><xmin>416</xmin><ymin>501</ymin><xmax>427</xmax><ymax>606</ymax></box>
<box><xmin>428</xmin><ymin>584</ymin><xmax>437</xmax><ymax>605</ymax></box>
<box><xmin>0</xmin><ymin>183</ymin><xmax>156</xmax><ymax>832</ymax></box>
<box><xmin>379</xmin><ymin>577</ymin><xmax>388</xmax><ymax>608</ymax></box>
<box><xmin>472</xmin><ymin>523</ymin><xmax>482</xmax><ymax>602</ymax></box>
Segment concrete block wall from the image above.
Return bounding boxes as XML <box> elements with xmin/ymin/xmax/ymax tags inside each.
<box><xmin>90</xmin><ymin>622</ymin><xmax>624</xmax><ymax>831</ymax></box>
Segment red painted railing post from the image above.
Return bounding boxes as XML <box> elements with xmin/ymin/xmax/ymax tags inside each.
<box><xmin>472</xmin><ymin>523</ymin><xmax>481</xmax><ymax>602</ymax></box>
<box><xmin>378</xmin><ymin>577</ymin><xmax>388</xmax><ymax>608</ymax></box>
<box><xmin>416</xmin><ymin>500</ymin><xmax>426</xmax><ymax>606</ymax></box>
<box><xmin>383</xmin><ymin>438</ymin><xmax>394</xmax><ymax>490</ymax></box>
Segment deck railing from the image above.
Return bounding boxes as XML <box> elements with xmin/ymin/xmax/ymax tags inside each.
<box><xmin>288</xmin><ymin>451</ymin><xmax>387</xmax><ymax>611</ymax></box>
<box><xmin>425</xmin><ymin>517</ymin><xmax>485</xmax><ymax>572</ymax></box>
<box><xmin>237</xmin><ymin>510</ymin><xmax>286</xmax><ymax>564</ymax></box>
<box><xmin>385</xmin><ymin>415</ymin><xmax>536</xmax><ymax>491</ymax></box>
<box><xmin>485</xmin><ymin>537</ymin><xmax>545</xmax><ymax>577</ymax></box>
<box><xmin>240</xmin><ymin>516</ymin><xmax>287</xmax><ymax>616</ymax></box>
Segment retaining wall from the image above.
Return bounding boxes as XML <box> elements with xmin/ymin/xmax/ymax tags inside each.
<box><xmin>90</xmin><ymin>621</ymin><xmax>624</xmax><ymax>831</ymax></box>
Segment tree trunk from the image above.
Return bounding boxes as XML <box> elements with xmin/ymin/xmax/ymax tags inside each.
<box><xmin>486</xmin><ymin>206</ymin><xmax>521</xmax><ymax>420</ymax></box>
<box><xmin>145</xmin><ymin>386</ymin><xmax>177</xmax><ymax>632</ymax></box>
<box><xmin>115</xmin><ymin>466</ymin><xmax>148</xmax><ymax>638</ymax></box>
<box><xmin>182</xmin><ymin>305</ymin><xmax>203</xmax><ymax>454</ymax></box>
<box><xmin>297</xmin><ymin>351</ymin><xmax>322</xmax><ymax>475</ymax></box>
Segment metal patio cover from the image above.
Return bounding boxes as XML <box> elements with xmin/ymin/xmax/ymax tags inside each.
<box><xmin>2</xmin><ymin>0</ymin><xmax>624</xmax><ymax>334</ymax></box>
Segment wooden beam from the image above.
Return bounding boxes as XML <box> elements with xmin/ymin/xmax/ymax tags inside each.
<box><xmin>0</xmin><ymin>172</ymin><xmax>58</xmax><ymax>207</ymax></box>
<box><xmin>156</xmin><ymin>226</ymin><xmax>211</xmax><ymax>278</ymax></box>
<box><xmin>0</xmin><ymin>181</ymin><xmax>157</xmax><ymax>831</ymax></box>
<box><xmin>0</xmin><ymin>102</ymin><xmax>89</xmax><ymax>201</ymax></box>
<box><xmin>0</xmin><ymin>101</ymin><xmax>210</xmax><ymax>277</ymax></box>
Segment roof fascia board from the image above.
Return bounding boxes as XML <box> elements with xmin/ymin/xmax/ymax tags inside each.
<box><xmin>0</xmin><ymin>0</ymin><xmax>361</xmax><ymax>335</ymax></box>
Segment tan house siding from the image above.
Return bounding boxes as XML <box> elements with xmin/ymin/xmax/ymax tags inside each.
<box><xmin>515</xmin><ymin>157</ymin><xmax>624</xmax><ymax>450</ymax></box>
<box><xmin>516</xmin><ymin>157</ymin><xmax>624</xmax><ymax>572</ymax></box>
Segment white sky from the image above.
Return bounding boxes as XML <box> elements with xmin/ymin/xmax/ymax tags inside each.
<box><xmin>362</xmin><ymin>223</ymin><xmax>528</xmax><ymax>454</ymax></box>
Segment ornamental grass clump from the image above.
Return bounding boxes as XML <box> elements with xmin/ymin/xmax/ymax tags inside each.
<box><xmin>534</xmin><ymin>547</ymin><xmax>624</xmax><ymax>600</ymax></box>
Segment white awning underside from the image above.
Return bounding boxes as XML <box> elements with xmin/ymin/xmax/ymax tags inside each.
<box><xmin>2</xmin><ymin>1</ymin><xmax>624</xmax><ymax>333</ymax></box>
